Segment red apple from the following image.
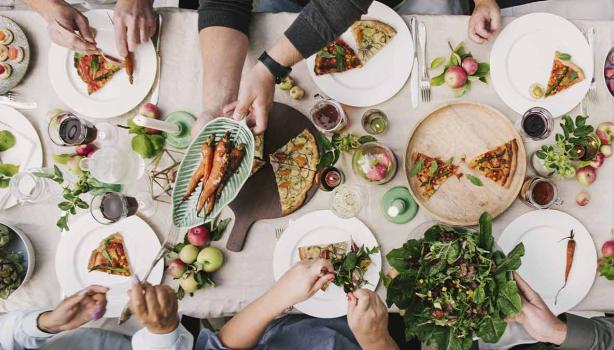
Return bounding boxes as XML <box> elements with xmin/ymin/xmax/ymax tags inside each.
<box><xmin>605</xmin><ymin>67</ymin><xmax>614</xmax><ymax>79</ymax></box>
<box><xmin>576</xmin><ymin>166</ymin><xmax>597</xmax><ymax>186</ymax></box>
<box><xmin>602</xmin><ymin>241</ymin><xmax>614</xmax><ymax>257</ymax></box>
<box><xmin>444</xmin><ymin>66</ymin><xmax>467</xmax><ymax>89</ymax></box>
<box><xmin>75</xmin><ymin>143</ymin><xmax>95</xmax><ymax>156</ymax></box>
<box><xmin>167</xmin><ymin>259</ymin><xmax>187</xmax><ymax>278</ymax></box>
<box><xmin>600</xmin><ymin>144</ymin><xmax>613</xmax><ymax>158</ymax></box>
<box><xmin>590</xmin><ymin>153</ymin><xmax>605</xmax><ymax>168</ymax></box>
<box><xmin>139</xmin><ymin>103</ymin><xmax>161</xmax><ymax>119</ymax></box>
<box><xmin>87</xmin><ymin>150</ymin><xmax>96</xmax><ymax>158</ymax></box>
<box><xmin>575</xmin><ymin>191</ymin><xmax>590</xmax><ymax>206</ymax></box>
<box><xmin>596</xmin><ymin>122</ymin><xmax>614</xmax><ymax>145</ymax></box>
<box><xmin>461</xmin><ymin>57</ymin><xmax>479</xmax><ymax>75</ymax></box>
<box><xmin>187</xmin><ymin>225</ymin><xmax>210</xmax><ymax>247</ymax></box>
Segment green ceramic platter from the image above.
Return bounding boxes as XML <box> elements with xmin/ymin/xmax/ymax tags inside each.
<box><xmin>171</xmin><ymin>118</ymin><xmax>255</xmax><ymax>228</ymax></box>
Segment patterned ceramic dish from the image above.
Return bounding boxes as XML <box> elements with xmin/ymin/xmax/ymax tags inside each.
<box><xmin>0</xmin><ymin>16</ymin><xmax>30</xmax><ymax>95</ymax></box>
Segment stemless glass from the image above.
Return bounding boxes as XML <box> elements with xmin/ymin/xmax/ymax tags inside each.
<box><xmin>90</xmin><ymin>192</ymin><xmax>157</xmax><ymax>224</ymax></box>
<box><xmin>48</xmin><ymin>112</ymin><xmax>117</xmax><ymax>146</ymax></box>
<box><xmin>309</xmin><ymin>94</ymin><xmax>348</xmax><ymax>133</ymax></box>
<box><xmin>9</xmin><ymin>168</ymin><xmax>62</xmax><ymax>205</ymax></box>
<box><xmin>330</xmin><ymin>184</ymin><xmax>365</xmax><ymax>219</ymax></box>
<box><xmin>519</xmin><ymin>176</ymin><xmax>563</xmax><ymax>209</ymax></box>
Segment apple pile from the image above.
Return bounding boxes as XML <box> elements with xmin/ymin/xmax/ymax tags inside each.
<box><xmin>598</xmin><ymin>239</ymin><xmax>614</xmax><ymax>280</ymax></box>
<box><xmin>430</xmin><ymin>41</ymin><xmax>490</xmax><ymax>97</ymax></box>
<box><xmin>165</xmin><ymin>218</ymin><xmax>231</xmax><ymax>299</ymax></box>
<box><xmin>575</xmin><ymin>122</ymin><xmax>613</xmax><ymax>193</ymax></box>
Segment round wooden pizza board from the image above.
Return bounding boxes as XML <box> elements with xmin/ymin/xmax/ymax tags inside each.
<box><xmin>404</xmin><ymin>101</ymin><xmax>527</xmax><ymax>226</ymax></box>
<box><xmin>226</xmin><ymin>103</ymin><xmax>320</xmax><ymax>252</ymax></box>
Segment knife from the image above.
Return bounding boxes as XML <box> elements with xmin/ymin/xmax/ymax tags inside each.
<box><xmin>149</xmin><ymin>13</ymin><xmax>163</xmax><ymax>104</ymax></box>
<box><xmin>409</xmin><ymin>17</ymin><xmax>419</xmax><ymax>108</ymax></box>
<box><xmin>0</xmin><ymin>96</ymin><xmax>37</xmax><ymax>110</ymax></box>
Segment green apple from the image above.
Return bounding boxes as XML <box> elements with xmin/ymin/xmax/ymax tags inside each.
<box><xmin>197</xmin><ymin>247</ymin><xmax>224</xmax><ymax>272</ymax></box>
<box><xmin>179</xmin><ymin>271</ymin><xmax>199</xmax><ymax>293</ymax></box>
<box><xmin>179</xmin><ymin>244</ymin><xmax>199</xmax><ymax>264</ymax></box>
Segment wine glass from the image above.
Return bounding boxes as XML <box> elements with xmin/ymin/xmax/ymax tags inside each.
<box><xmin>90</xmin><ymin>192</ymin><xmax>157</xmax><ymax>224</ymax></box>
<box><xmin>48</xmin><ymin>112</ymin><xmax>118</xmax><ymax>147</ymax></box>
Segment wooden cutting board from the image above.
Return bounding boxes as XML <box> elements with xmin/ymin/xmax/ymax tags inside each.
<box><xmin>404</xmin><ymin>101</ymin><xmax>526</xmax><ymax>226</ymax></box>
<box><xmin>226</xmin><ymin>103</ymin><xmax>320</xmax><ymax>252</ymax></box>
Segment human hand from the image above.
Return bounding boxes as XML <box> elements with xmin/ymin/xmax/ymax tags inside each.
<box><xmin>43</xmin><ymin>0</ymin><xmax>97</xmax><ymax>53</ymax></box>
<box><xmin>129</xmin><ymin>279</ymin><xmax>179</xmax><ymax>335</ymax></box>
<box><xmin>38</xmin><ymin>285</ymin><xmax>108</xmax><ymax>333</ymax></box>
<box><xmin>468</xmin><ymin>0</ymin><xmax>501</xmax><ymax>44</ymax></box>
<box><xmin>347</xmin><ymin>289</ymin><xmax>397</xmax><ymax>350</ymax></box>
<box><xmin>113</xmin><ymin>0</ymin><xmax>156</xmax><ymax>57</ymax></box>
<box><xmin>509</xmin><ymin>272</ymin><xmax>568</xmax><ymax>345</ymax></box>
<box><xmin>224</xmin><ymin>62</ymin><xmax>275</xmax><ymax>135</ymax></box>
<box><xmin>267</xmin><ymin>259</ymin><xmax>334</xmax><ymax>310</ymax></box>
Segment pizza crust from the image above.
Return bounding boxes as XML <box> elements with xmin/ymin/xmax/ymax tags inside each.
<box><xmin>503</xmin><ymin>139</ymin><xmax>518</xmax><ymax>188</ymax></box>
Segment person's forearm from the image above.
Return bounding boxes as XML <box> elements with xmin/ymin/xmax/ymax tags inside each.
<box><xmin>267</xmin><ymin>35</ymin><xmax>303</xmax><ymax>68</ymax></box>
<box><xmin>357</xmin><ymin>334</ymin><xmax>399</xmax><ymax>350</ymax></box>
<box><xmin>200</xmin><ymin>27</ymin><xmax>248</xmax><ymax>116</ymax></box>
<box><xmin>218</xmin><ymin>291</ymin><xmax>286</xmax><ymax>349</ymax></box>
<box><xmin>22</xmin><ymin>0</ymin><xmax>54</xmax><ymax>19</ymax></box>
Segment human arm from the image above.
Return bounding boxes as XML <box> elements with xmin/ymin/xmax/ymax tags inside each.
<box><xmin>22</xmin><ymin>0</ymin><xmax>97</xmax><ymax>53</ymax></box>
<box><xmin>217</xmin><ymin>259</ymin><xmax>334</xmax><ymax>349</ymax></box>
<box><xmin>129</xmin><ymin>280</ymin><xmax>193</xmax><ymax>350</ymax></box>
<box><xmin>0</xmin><ymin>285</ymin><xmax>108</xmax><ymax>350</ymax></box>
<box><xmin>468</xmin><ymin>0</ymin><xmax>501</xmax><ymax>44</ymax></box>
<box><xmin>347</xmin><ymin>289</ymin><xmax>398</xmax><ymax>350</ymax></box>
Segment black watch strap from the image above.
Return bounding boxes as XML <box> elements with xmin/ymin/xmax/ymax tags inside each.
<box><xmin>258</xmin><ymin>51</ymin><xmax>292</xmax><ymax>84</ymax></box>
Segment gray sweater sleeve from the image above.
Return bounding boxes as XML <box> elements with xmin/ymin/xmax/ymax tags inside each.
<box><xmin>557</xmin><ymin>314</ymin><xmax>614</xmax><ymax>350</ymax></box>
<box><xmin>198</xmin><ymin>0</ymin><xmax>373</xmax><ymax>58</ymax></box>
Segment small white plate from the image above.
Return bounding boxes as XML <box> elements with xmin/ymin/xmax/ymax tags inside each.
<box><xmin>306</xmin><ymin>1</ymin><xmax>413</xmax><ymax>107</ymax></box>
<box><xmin>498</xmin><ymin>210</ymin><xmax>596</xmax><ymax>316</ymax></box>
<box><xmin>490</xmin><ymin>13</ymin><xmax>593</xmax><ymax>117</ymax></box>
<box><xmin>0</xmin><ymin>105</ymin><xmax>42</xmax><ymax>210</ymax></box>
<box><xmin>273</xmin><ymin>210</ymin><xmax>381</xmax><ymax>318</ymax></box>
<box><xmin>55</xmin><ymin>214</ymin><xmax>164</xmax><ymax>317</ymax></box>
<box><xmin>48</xmin><ymin>10</ymin><xmax>157</xmax><ymax>119</ymax></box>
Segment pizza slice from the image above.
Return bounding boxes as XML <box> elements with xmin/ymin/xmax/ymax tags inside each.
<box><xmin>545</xmin><ymin>51</ymin><xmax>585</xmax><ymax>97</ymax></box>
<box><xmin>351</xmin><ymin>19</ymin><xmax>396</xmax><ymax>63</ymax></box>
<box><xmin>269</xmin><ymin>128</ymin><xmax>320</xmax><ymax>171</ymax></box>
<box><xmin>314</xmin><ymin>39</ymin><xmax>362</xmax><ymax>76</ymax></box>
<box><xmin>411</xmin><ymin>153</ymin><xmax>460</xmax><ymax>199</ymax></box>
<box><xmin>74</xmin><ymin>53</ymin><xmax>122</xmax><ymax>95</ymax></box>
<box><xmin>298</xmin><ymin>241</ymin><xmax>349</xmax><ymax>290</ymax></box>
<box><xmin>272</xmin><ymin>162</ymin><xmax>316</xmax><ymax>216</ymax></box>
<box><xmin>469</xmin><ymin>140</ymin><xmax>518</xmax><ymax>188</ymax></box>
<box><xmin>87</xmin><ymin>233</ymin><xmax>132</xmax><ymax>277</ymax></box>
<box><xmin>251</xmin><ymin>134</ymin><xmax>266</xmax><ymax>175</ymax></box>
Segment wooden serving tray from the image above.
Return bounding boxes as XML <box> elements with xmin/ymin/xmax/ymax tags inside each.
<box><xmin>226</xmin><ymin>103</ymin><xmax>320</xmax><ymax>252</ymax></box>
<box><xmin>404</xmin><ymin>101</ymin><xmax>526</xmax><ymax>226</ymax></box>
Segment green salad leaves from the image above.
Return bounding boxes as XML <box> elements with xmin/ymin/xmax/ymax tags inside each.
<box><xmin>384</xmin><ymin>212</ymin><xmax>524</xmax><ymax>349</ymax></box>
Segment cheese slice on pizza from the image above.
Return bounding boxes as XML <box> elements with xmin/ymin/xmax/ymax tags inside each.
<box><xmin>469</xmin><ymin>139</ymin><xmax>518</xmax><ymax>188</ymax></box>
<box><xmin>314</xmin><ymin>39</ymin><xmax>362</xmax><ymax>76</ymax></box>
<box><xmin>88</xmin><ymin>233</ymin><xmax>132</xmax><ymax>277</ymax></box>
<box><xmin>351</xmin><ymin>19</ymin><xmax>396</xmax><ymax>63</ymax></box>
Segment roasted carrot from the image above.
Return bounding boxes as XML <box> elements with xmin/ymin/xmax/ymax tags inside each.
<box><xmin>183</xmin><ymin>135</ymin><xmax>214</xmax><ymax>201</ymax></box>
<box><xmin>125</xmin><ymin>52</ymin><xmax>134</xmax><ymax>84</ymax></box>
<box><xmin>215</xmin><ymin>143</ymin><xmax>246</xmax><ymax>201</ymax></box>
<box><xmin>555</xmin><ymin>229</ymin><xmax>575</xmax><ymax>304</ymax></box>
<box><xmin>197</xmin><ymin>133</ymin><xmax>230</xmax><ymax>214</ymax></box>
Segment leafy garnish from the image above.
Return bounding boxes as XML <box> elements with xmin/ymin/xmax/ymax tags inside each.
<box><xmin>329</xmin><ymin>242</ymin><xmax>379</xmax><ymax>293</ymax></box>
<box><xmin>556</xmin><ymin>51</ymin><xmax>572</xmax><ymax>60</ymax></box>
<box><xmin>408</xmin><ymin>159</ymin><xmax>424</xmax><ymax>177</ymax></box>
<box><xmin>428</xmin><ymin>160</ymin><xmax>439</xmax><ymax>176</ymax></box>
<box><xmin>319</xmin><ymin>50</ymin><xmax>335</xmax><ymax>59</ymax></box>
<box><xmin>90</xmin><ymin>55</ymin><xmax>100</xmax><ymax>75</ymax></box>
<box><xmin>466</xmin><ymin>174</ymin><xmax>483</xmax><ymax>187</ymax></box>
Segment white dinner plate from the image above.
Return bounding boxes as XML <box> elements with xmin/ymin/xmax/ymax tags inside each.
<box><xmin>498</xmin><ymin>210</ymin><xmax>596</xmax><ymax>316</ymax></box>
<box><xmin>0</xmin><ymin>105</ymin><xmax>43</xmax><ymax>210</ymax></box>
<box><xmin>306</xmin><ymin>1</ymin><xmax>413</xmax><ymax>107</ymax></box>
<box><xmin>48</xmin><ymin>10</ymin><xmax>157</xmax><ymax>119</ymax></box>
<box><xmin>55</xmin><ymin>214</ymin><xmax>164</xmax><ymax>317</ymax></box>
<box><xmin>490</xmin><ymin>13</ymin><xmax>593</xmax><ymax>117</ymax></box>
<box><xmin>273</xmin><ymin>210</ymin><xmax>382</xmax><ymax>318</ymax></box>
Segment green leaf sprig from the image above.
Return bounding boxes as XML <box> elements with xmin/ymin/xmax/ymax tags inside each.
<box><xmin>430</xmin><ymin>41</ymin><xmax>490</xmax><ymax>97</ymax></box>
<box><xmin>317</xmin><ymin>132</ymin><xmax>377</xmax><ymax>170</ymax></box>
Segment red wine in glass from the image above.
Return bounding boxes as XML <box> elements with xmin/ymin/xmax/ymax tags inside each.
<box><xmin>520</xmin><ymin>107</ymin><xmax>553</xmax><ymax>140</ymax></box>
<box><xmin>91</xmin><ymin>192</ymin><xmax>157</xmax><ymax>225</ymax></box>
<box><xmin>58</xmin><ymin>116</ymin><xmax>98</xmax><ymax>145</ymax></box>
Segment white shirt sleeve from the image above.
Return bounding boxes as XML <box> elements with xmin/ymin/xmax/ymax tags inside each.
<box><xmin>131</xmin><ymin>323</ymin><xmax>194</xmax><ymax>350</ymax></box>
<box><xmin>0</xmin><ymin>308</ymin><xmax>55</xmax><ymax>350</ymax></box>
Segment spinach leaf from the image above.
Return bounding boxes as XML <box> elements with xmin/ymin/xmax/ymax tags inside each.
<box><xmin>478</xmin><ymin>212</ymin><xmax>493</xmax><ymax>251</ymax></box>
<box><xmin>497</xmin><ymin>280</ymin><xmax>522</xmax><ymax>317</ymax></box>
<box><xmin>477</xmin><ymin>316</ymin><xmax>507</xmax><ymax>343</ymax></box>
<box><xmin>385</xmin><ymin>270</ymin><xmax>417</xmax><ymax>309</ymax></box>
<box><xmin>495</xmin><ymin>243</ymin><xmax>525</xmax><ymax>273</ymax></box>
<box><xmin>386</xmin><ymin>239</ymin><xmax>420</xmax><ymax>272</ymax></box>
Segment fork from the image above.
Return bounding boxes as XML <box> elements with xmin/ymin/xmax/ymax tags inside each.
<box><xmin>585</xmin><ymin>27</ymin><xmax>597</xmax><ymax>102</ymax></box>
<box><xmin>418</xmin><ymin>22</ymin><xmax>431</xmax><ymax>103</ymax></box>
<box><xmin>118</xmin><ymin>225</ymin><xmax>180</xmax><ymax>325</ymax></box>
<box><xmin>0</xmin><ymin>91</ymin><xmax>37</xmax><ymax>110</ymax></box>
<box><xmin>275</xmin><ymin>227</ymin><xmax>285</xmax><ymax>240</ymax></box>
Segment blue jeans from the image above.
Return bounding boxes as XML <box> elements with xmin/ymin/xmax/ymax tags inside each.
<box><xmin>254</xmin><ymin>0</ymin><xmax>304</xmax><ymax>13</ymax></box>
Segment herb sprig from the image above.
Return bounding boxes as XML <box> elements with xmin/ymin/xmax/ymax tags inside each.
<box><xmin>329</xmin><ymin>242</ymin><xmax>380</xmax><ymax>293</ymax></box>
<box><xmin>317</xmin><ymin>132</ymin><xmax>377</xmax><ymax>170</ymax></box>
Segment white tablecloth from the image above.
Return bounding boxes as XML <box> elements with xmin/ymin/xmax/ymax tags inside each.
<box><xmin>0</xmin><ymin>9</ymin><xmax>613</xmax><ymax>330</ymax></box>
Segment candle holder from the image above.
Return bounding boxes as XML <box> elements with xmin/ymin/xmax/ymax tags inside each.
<box><xmin>380</xmin><ymin>186</ymin><xmax>418</xmax><ymax>224</ymax></box>
<box><xmin>133</xmin><ymin>111</ymin><xmax>196</xmax><ymax>149</ymax></box>
<box><xmin>146</xmin><ymin>148</ymin><xmax>184</xmax><ymax>203</ymax></box>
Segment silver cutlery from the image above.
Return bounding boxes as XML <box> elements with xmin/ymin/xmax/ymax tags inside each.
<box><xmin>275</xmin><ymin>226</ymin><xmax>285</xmax><ymax>240</ymax></box>
<box><xmin>586</xmin><ymin>27</ymin><xmax>597</xmax><ymax>102</ymax></box>
<box><xmin>409</xmin><ymin>17</ymin><xmax>419</xmax><ymax>108</ymax></box>
<box><xmin>118</xmin><ymin>225</ymin><xmax>180</xmax><ymax>325</ymax></box>
<box><xmin>418</xmin><ymin>21</ymin><xmax>430</xmax><ymax>103</ymax></box>
<box><xmin>0</xmin><ymin>92</ymin><xmax>37</xmax><ymax>110</ymax></box>
<box><xmin>150</xmin><ymin>13</ymin><xmax>163</xmax><ymax>104</ymax></box>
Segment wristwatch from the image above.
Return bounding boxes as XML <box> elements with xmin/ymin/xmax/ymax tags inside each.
<box><xmin>258</xmin><ymin>51</ymin><xmax>292</xmax><ymax>84</ymax></box>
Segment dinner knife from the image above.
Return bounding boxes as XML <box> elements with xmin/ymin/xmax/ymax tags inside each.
<box><xmin>0</xmin><ymin>96</ymin><xmax>37</xmax><ymax>110</ymax></box>
<box><xmin>149</xmin><ymin>13</ymin><xmax>163</xmax><ymax>104</ymax></box>
<box><xmin>409</xmin><ymin>17</ymin><xmax>419</xmax><ymax>108</ymax></box>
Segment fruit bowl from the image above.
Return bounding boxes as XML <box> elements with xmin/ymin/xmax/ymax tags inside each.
<box><xmin>352</xmin><ymin>142</ymin><xmax>397</xmax><ymax>185</ymax></box>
